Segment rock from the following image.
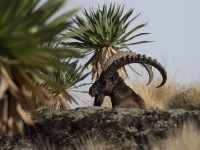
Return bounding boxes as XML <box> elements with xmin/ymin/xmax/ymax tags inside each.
<box><xmin>0</xmin><ymin>107</ymin><xmax>200</xmax><ymax>149</ymax></box>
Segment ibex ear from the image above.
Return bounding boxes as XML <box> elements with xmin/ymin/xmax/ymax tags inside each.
<box><xmin>112</xmin><ymin>74</ymin><xmax>119</xmax><ymax>86</ymax></box>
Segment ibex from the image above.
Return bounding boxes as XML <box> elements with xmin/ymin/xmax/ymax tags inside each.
<box><xmin>89</xmin><ymin>51</ymin><xmax>167</xmax><ymax>108</ymax></box>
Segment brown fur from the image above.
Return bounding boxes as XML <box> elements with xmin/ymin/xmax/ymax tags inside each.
<box><xmin>89</xmin><ymin>73</ymin><xmax>146</xmax><ymax>109</ymax></box>
<box><xmin>89</xmin><ymin>51</ymin><xmax>167</xmax><ymax>109</ymax></box>
<box><xmin>111</xmin><ymin>77</ymin><xmax>146</xmax><ymax>108</ymax></box>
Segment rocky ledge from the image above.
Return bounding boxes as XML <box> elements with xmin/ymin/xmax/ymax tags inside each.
<box><xmin>0</xmin><ymin>107</ymin><xmax>200</xmax><ymax>149</ymax></box>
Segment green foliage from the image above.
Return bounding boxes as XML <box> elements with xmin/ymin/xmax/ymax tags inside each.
<box><xmin>63</xmin><ymin>3</ymin><xmax>151</xmax><ymax>50</ymax></box>
<box><xmin>62</xmin><ymin>4</ymin><xmax>151</xmax><ymax>79</ymax></box>
<box><xmin>0</xmin><ymin>0</ymin><xmax>81</xmax><ymax>136</ymax></box>
<box><xmin>37</xmin><ymin>56</ymin><xmax>90</xmax><ymax>112</ymax></box>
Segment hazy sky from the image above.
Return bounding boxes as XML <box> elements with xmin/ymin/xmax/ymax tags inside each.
<box><xmin>62</xmin><ymin>0</ymin><xmax>200</xmax><ymax>84</ymax></box>
<box><xmin>40</xmin><ymin>0</ymin><xmax>200</xmax><ymax>106</ymax></box>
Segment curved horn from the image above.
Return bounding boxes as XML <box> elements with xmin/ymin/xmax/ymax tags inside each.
<box><xmin>103</xmin><ymin>51</ymin><xmax>154</xmax><ymax>85</ymax></box>
<box><xmin>102</xmin><ymin>52</ymin><xmax>167</xmax><ymax>88</ymax></box>
<box><xmin>141</xmin><ymin>63</ymin><xmax>153</xmax><ymax>85</ymax></box>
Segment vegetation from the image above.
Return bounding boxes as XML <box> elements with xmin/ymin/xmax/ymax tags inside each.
<box><xmin>62</xmin><ymin>2</ymin><xmax>200</xmax><ymax>110</ymax></box>
<box><xmin>34</xmin><ymin>42</ymin><xmax>90</xmax><ymax>112</ymax></box>
<box><xmin>154</xmin><ymin>122</ymin><xmax>200</xmax><ymax>150</ymax></box>
<box><xmin>130</xmin><ymin>76</ymin><xmax>181</xmax><ymax>109</ymax></box>
<box><xmin>99</xmin><ymin>74</ymin><xmax>200</xmax><ymax>110</ymax></box>
<box><xmin>37</xmin><ymin>57</ymin><xmax>90</xmax><ymax>112</ymax></box>
<box><xmin>0</xmin><ymin>0</ymin><xmax>82</xmax><ymax>136</ymax></box>
<box><xmin>167</xmin><ymin>82</ymin><xmax>200</xmax><ymax>110</ymax></box>
<box><xmin>129</xmin><ymin>75</ymin><xmax>200</xmax><ymax>110</ymax></box>
<box><xmin>63</xmin><ymin>4</ymin><xmax>151</xmax><ymax>80</ymax></box>
<box><xmin>0</xmin><ymin>0</ymin><xmax>199</xmax><ymax>142</ymax></box>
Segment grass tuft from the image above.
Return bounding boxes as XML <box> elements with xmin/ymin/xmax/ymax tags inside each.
<box><xmin>154</xmin><ymin>122</ymin><xmax>200</xmax><ymax>150</ymax></box>
<box><xmin>128</xmin><ymin>74</ymin><xmax>200</xmax><ymax>110</ymax></box>
<box><xmin>167</xmin><ymin>82</ymin><xmax>200</xmax><ymax>110</ymax></box>
<box><xmin>128</xmin><ymin>76</ymin><xmax>182</xmax><ymax>109</ymax></box>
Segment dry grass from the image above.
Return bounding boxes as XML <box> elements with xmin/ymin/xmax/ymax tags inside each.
<box><xmin>154</xmin><ymin>122</ymin><xmax>200</xmax><ymax>150</ymax></box>
<box><xmin>96</xmin><ymin>75</ymin><xmax>200</xmax><ymax>110</ymax></box>
<box><xmin>167</xmin><ymin>82</ymin><xmax>200</xmax><ymax>110</ymax></box>
<box><xmin>127</xmin><ymin>76</ymin><xmax>182</xmax><ymax>109</ymax></box>
<box><xmin>74</xmin><ymin>136</ymin><xmax>123</xmax><ymax>150</ymax></box>
<box><xmin>127</xmin><ymin>76</ymin><xmax>200</xmax><ymax>110</ymax></box>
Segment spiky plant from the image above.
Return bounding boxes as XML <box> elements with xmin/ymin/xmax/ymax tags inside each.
<box><xmin>51</xmin><ymin>59</ymin><xmax>90</xmax><ymax>111</ymax></box>
<box><xmin>0</xmin><ymin>0</ymin><xmax>81</xmax><ymax>136</ymax></box>
<box><xmin>37</xmin><ymin>57</ymin><xmax>90</xmax><ymax>112</ymax></box>
<box><xmin>62</xmin><ymin>4</ymin><xmax>151</xmax><ymax>80</ymax></box>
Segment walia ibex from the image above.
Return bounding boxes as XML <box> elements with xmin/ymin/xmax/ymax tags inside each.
<box><xmin>89</xmin><ymin>51</ymin><xmax>167</xmax><ymax>108</ymax></box>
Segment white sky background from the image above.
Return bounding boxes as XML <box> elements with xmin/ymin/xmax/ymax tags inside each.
<box><xmin>41</xmin><ymin>0</ymin><xmax>200</xmax><ymax>106</ymax></box>
<box><xmin>61</xmin><ymin>0</ymin><xmax>200</xmax><ymax>83</ymax></box>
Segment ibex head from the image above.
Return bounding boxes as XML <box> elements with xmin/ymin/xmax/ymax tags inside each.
<box><xmin>89</xmin><ymin>72</ymin><xmax>118</xmax><ymax>94</ymax></box>
<box><xmin>89</xmin><ymin>51</ymin><xmax>167</xmax><ymax>106</ymax></box>
<box><xmin>89</xmin><ymin>73</ymin><xmax>120</xmax><ymax>106</ymax></box>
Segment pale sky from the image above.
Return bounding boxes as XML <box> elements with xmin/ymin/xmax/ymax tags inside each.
<box><xmin>63</xmin><ymin>0</ymin><xmax>200</xmax><ymax>84</ymax></box>
<box><xmin>41</xmin><ymin>0</ymin><xmax>200</xmax><ymax>106</ymax></box>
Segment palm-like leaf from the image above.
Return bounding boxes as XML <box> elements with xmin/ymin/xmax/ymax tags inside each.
<box><xmin>38</xmin><ymin>54</ymin><xmax>90</xmax><ymax>112</ymax></box>
<box><xmin>62</xmin><ymin>4</ymin><xmax>151</xmax><ymax>79</ymax></box>
<box><xmin>0</xmin><ymin>0</ymin><xmax>80</xmax><ymax>136</ymax></box>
